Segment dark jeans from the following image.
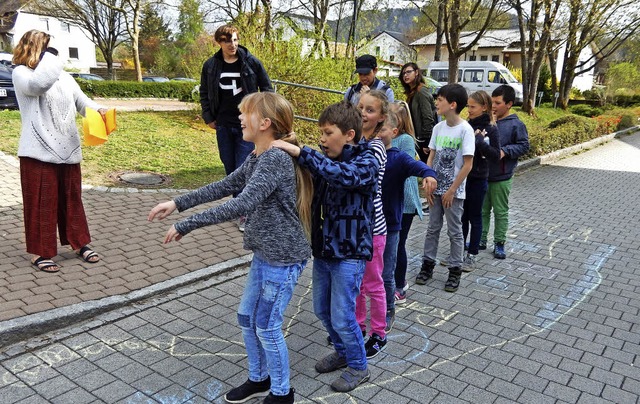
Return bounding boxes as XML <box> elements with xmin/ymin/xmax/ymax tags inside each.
<box><xmin>394</xmin><ymin>213</ymin><xmax>415</xmax><ymax>291</ymax></box>
<box><xmin>216</xmin><ymin>124</ymin><xmax>254</xmax><ymax>176</ymax></box>
<box><xmin>462</xmin><ymin>177</ymin><xmax>488</xmax><ymax>255</ymax></box>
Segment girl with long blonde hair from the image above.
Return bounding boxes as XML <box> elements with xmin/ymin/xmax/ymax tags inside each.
<box><xmin>149</xmin><ymin>92</ymin><xmax>312</xmax><ymax>404</ymax></box>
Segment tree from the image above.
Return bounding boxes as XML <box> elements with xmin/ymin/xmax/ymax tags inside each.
<box><xmin>510</xmin><ymin>0</ymin><xmax>561</xmax><ymax>114</ymax></box>
<box><xmin>556</xmin><ymin>0</ymin><xmax>640</xmax><ymax>109</ymax></box>
<box><xmin>138</xmin><ymin>3</ymin><xmax>171</xmax><ymax>70</ymax></box>
<box><xmin>176</xmin><ymin>0</ymin><xmax>204</xmax><ymax>46</ymax></box>
<box><xmin>443</xmin><ymin>0</ymin><xmax>503</xmax><ymax>83</ymax></box>
<box><xmin>31</xmin><ymin>0</ymin><xmax>127</xmax><ymax>78</ymax></box>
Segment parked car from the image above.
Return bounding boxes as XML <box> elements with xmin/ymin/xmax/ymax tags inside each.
<box><xmin>0</xmin><ymin>52</ymin><xmax>12</xmax><ymax>66</ymax></box>
<box><xmin>424</xmin><ymin>76</ymin><xmax>442</xmax><ymax>96</ymax></box>
<box><xmin>143</xmin><ymin>76</ymin><xmax>170</xmax><ymax>83</ymax></box>
<box><xmin>0</xmin><ymin>64</ymin><xmax>18</xmax><ymax>110</ymax></box>
<box><xmin>70</xmin><ymin>73</ymin><xmax>105</xmax><ymax>81</ymax></box>
<box><xmin>171</xmin><ymin>77</ymin><xmax>197</xmax><ymax>82</ymax></box>
<box><xmin>426</xmin><ymin>61</ymin><xmax>524</xmax><ymax>104</ymax></box>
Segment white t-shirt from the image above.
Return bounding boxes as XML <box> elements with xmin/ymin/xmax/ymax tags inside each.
<box><xmin>428</xmin><ymin>119</ymin><xmax>475</xmax><ymax>199</ymax></box>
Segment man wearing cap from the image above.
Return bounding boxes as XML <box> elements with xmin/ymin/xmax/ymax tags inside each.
<box><xmin>345</xmin><ymin>54</ymin><xmax>395</xmax><ymax>105</ymax></box>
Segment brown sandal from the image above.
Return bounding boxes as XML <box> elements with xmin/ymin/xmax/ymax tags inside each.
<box><xmin>31</xmin><ymin>256</ymin><xmax>60</xmax><ymax>273</ymax></box>
<box><xmin>77</xmin><ymin>246</ymin><xmax>100</xmax><ymax>263</ymax></box>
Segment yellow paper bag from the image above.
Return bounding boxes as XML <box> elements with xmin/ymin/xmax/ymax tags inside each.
<box><xmin>83</xmin><ymin>108</ymin><xmax>116</xmax><ymax>146</ymax></box>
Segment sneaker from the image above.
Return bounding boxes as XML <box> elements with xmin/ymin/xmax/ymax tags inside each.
<box><xmin>238</xmin><ymin>216</ymin><xmax>246</xmax><ymax>232</ymax></box>
<box><xmin>224</xmin><ymin>377</ymin><xmax>270</xmax><ymax>403</ymax></box>
<box><xmin>394</xmin><ymin>290</ymin><xmax>407</xmax><ymax>305</ymax></box>
<box><xmin>330</xmin><ymin>367</ymin><xmax>370</xmax><ymax>392</ymax></box>
<box><xmin>439</xmin><ymin>257</ymin><xmax>449</xmax><ymax>267</ymax></box>
<box><xmin>415</xmin><ymin>260</ymin><xmax>434</xmax><ymax>285</ymax></box>
<box><xmin>479</xmin><ymin>240</ymin><xmax>487</xmax><ymax>250</ymax></box>
<box><xmin>263</xmin><ymin>388</ymin><xmax>294</xmax><ymax>404</ymax></box>
<box><xmin>494</xmin><ymin>242</ymin><xmax>506</xmax><ymax>259</ymax></box>
<box><xmin>365</xmin><ymin>333</ymin><xmax>387</xmax><ymax>358</ymax></box>
<box><xmin>326</xmin><ymin>335</ymin><xmax>332</xmax><ymax>345</ymax></box>
<box><xmin>315</xmin><ymin>352</ymin><xmax>348</xmax><ymax>373</ymax></box>
<box><xmin>462</xmin><ymin>253</ymin><xmax>477</xmax><ymax>272</ymax></box>
<box><xmin>385</xmin><ymin>310</ymin><xmax>395</xmax><ymax>333</ymax></box>
<box><xmin>401</xmin><ymin>281</ymin><xmax>409</xmax><ymax>292</ymax></box>
<box><xmin>444</xmin><ymin>267</ymin><xmax>462</xmax><ymax>292</ymax></box>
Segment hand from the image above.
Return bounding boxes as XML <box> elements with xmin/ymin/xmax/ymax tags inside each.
<box><xmin>271</xmin><ymin>139</ymin><xmax>301</xmax><ymax>157</ymax></box>
<box><xmin>442</xmin><ymin>189</ymin><xmax>455</xmax><ymax>209</ymax></box>
<box><xmin>422</xmin><ymin>147</ymin><xmax>430</xmax><ymax>155</ymax></box>
<box><xmin>208</xmin><ymin>121</ymin><xmax>217</xmax><ymax>130</ymax></box>
<box><xmin>500</xmin><ymin>149</ymin><xmax>505</xmax><ymax>159</ymax></box>
<box><xmin>164</xmin><ymin>225</ymin><xmax>183</xmax><ymax>244</ymax></box>
<box><xmin>421</xmin><ymin>177</ymin><xmax>437</xmax><ymax>194</ymax></box>
<box><xmin>148</xmin><ymin>200</ymin><xmax>177</xmax><ymax>221</ymax></box>
<box><xmin>360</xmin><ymin>85</ymin><xmax>370</xmax><ymax>93</ymax></box>
<box><xmin>98</xmin><ymin>108</ymin><xmax>108</xmax><ymax>123</ymax></box>
<box><xmin>426</xmin><ymin>193</ymin><xmax>434</xmax><ymax>207</ymax></box>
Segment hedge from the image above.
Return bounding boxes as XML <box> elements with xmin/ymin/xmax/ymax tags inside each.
<box><xmin>75</xmin><ymin>79</ymin><xmax>198</xmax><ymax>102</ymax></box>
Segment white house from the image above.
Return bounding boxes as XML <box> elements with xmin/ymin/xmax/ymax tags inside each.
<box><xmin>7</xmin><ymin>11</ymin><xmax>97</xmax><ymax>72</ymax></box>
<box><xmin>356</xmin><ymin>31</ymin><xmax>415</xmax><ymax>77</ymax></box>
<box><xmin>410</xmin><ymin>28</ymin><xmax>596</xmax><ymax>91</ymax></box>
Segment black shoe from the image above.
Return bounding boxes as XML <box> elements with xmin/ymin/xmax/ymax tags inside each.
<box><xmin>263</xmin><ymin>388</ymin><xmax>294</xmax><ymax>404</ymax></box>
<box><xmin>444</xmin><ymin>267</ymin><xmax>462</xmax><ymax>293</ymax></box>
<box><xmin>478</xmin><ymin>240</ymin><xmax>487</xmax><ymax>250</ymax></box>
<box><xmin>224</xmin><ymin>377</ymin><xmax>270</xmax><ymax>403</ymax></box>
<box><xmin>365</xmin><ymin>333</ymin><xmax>387</xmax><ymax>358</ymax></box>
<box><xmin>415</xmin><ymin>260</ymin><xmax>435</xmax><ymax>285</ymax></box>
<box><xmin>494</xmin><ymin>242</ymin><xmax>506</xmax><ymax>259</ymax></box>
<box><xmin>327</xmin><ymin>335</ymin><xmax>333</xmax><ymax>345</ymax></box>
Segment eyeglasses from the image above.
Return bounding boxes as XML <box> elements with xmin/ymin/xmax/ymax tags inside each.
<box><xmin>402</xmin><ymin>69</ymin><xmax>416</xmax><ymax>75</ymax></box>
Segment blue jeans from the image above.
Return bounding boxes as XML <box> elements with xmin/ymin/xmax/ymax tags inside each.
<box><xmin>312</xmin><ymin>258</ymin><xmax>367</xmax><ymax>371</ymax></box>
<box><xmin>216</xmin><ymin>124</ymin><xmax>255</xmax><ymax>176</ymax></box>
<box><xmin>237</xmin><ymin>254</ymin><xmax>306</xmax><ymax>395</ymax></box>
<box><xmin>395</xmin><ymin>214</ymin><xmax>415</xmax><ymax>291</ymax></box>
<box><xmin>462</xmin><ymin>178</ymin><xmax>488</xmax><ymax>255</ymax></box>
<box><xmin>382</xmin><ymin>231</ymin><xmax>400</xmax><ymax>312</ymax></box>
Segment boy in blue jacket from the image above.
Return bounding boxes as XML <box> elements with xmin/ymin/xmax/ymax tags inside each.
<box><xmin>273</xmin><ymin>101</ymin><xmax>379</xmax><ymax>393</ymax></box>
<box><xmin>379</xmin><ymin>112</ymin><xmax>437</xmax><ymax>332</ymax></box>
<box><xmin>481</xmin><ymin>85</ymin><xmax>530</xmax><ymax>259</ymax></box>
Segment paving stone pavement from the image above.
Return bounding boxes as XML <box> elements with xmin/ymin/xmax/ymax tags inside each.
<box><xmin>1</xmin><ymin>131</ymin><xmax>640</xmax><ymax>403</ymax></box>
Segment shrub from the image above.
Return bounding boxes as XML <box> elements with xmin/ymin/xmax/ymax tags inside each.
<box><xmin>529</xmin><ymin>114</ymin><xmax>599</xmax><ymax>155</ymax></box>
<box><xmin>569</xmin><ymin>104</ymin><xmax>603</xmax><ymax>117</ymax></box>
<box><xmin>617</xmin><ymin>114</ymin><xmax>637</xmax><ymax>130</ymax></box>
<box><xmin>76</xmin><ymin>80</ymin><xmax>197</xmax><ymax>102</ymax></box>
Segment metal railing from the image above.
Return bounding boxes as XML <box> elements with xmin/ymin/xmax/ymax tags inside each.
<box><xmin>272</xmin><ymin>79</ymin><xmax>344</xmax><ymax>122</ymax></box>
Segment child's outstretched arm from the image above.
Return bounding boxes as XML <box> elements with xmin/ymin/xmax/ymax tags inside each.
<box><xmin>271</xmin><ymin>140</ymin><xmax>301</xmax><ymax>157</ymax></box>
<box><xmin>297</xmin><ymin>146</ymin><xmax>379</xmax><ymax>189</ymax></box>
<box><xmin>148</xmin><ymin>200</ymin><xmax>177</xmax><ymax>221</ymax></box>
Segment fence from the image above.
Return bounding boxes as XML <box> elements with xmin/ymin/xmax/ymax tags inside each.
<box><xmin>272</xmin><ymin>79</ymin><xmax>344</xmax><ymax>122</ymax></box>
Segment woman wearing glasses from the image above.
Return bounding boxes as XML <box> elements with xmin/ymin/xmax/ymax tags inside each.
<box><xmin>399</xmin><ymin>63</ymin><xmax>436</xmax><ymax>163</ymax></box>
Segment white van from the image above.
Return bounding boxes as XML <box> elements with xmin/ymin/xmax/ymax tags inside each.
<box><xmin>426</xmin><ymin>61</ymin><xmax>524</xmax><ymax>105</ymax></box>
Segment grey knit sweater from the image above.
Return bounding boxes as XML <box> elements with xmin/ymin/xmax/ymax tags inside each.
<box><xmin>12</xmin><ymin>52</ymin><xmax>101</xmax><ymax>164</ymax></box>
<box><xmin>173</xmin><ymin>148</ymin><xmax>311</xmax><ymax>264</ymax></box>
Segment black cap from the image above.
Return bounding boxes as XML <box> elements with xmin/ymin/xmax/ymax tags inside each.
<box><xmin>355</xmin><ymin>54</ymin><xmax>377</xmax><ymax>74</ymax></box>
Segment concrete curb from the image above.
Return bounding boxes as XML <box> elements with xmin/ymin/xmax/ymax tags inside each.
<box><xmin>515</xmin><ymin>125</ymin><xmax>640</xmax><ymax>173</ymax></box>
<box><xmin>0</xmin><ymin>255</ymin><xmax>252</xmax><ymax>348</ymax></box>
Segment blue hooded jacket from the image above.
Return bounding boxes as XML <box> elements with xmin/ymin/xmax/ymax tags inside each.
<box><xmin>297</xmin><ymin>142</ymin><xmax>379</xmax><ymax>260</ymax></box>
<box><xmin>489</xmin><ymin>114</ymin><xmax>530</xmax><ymax>182</ymax></box>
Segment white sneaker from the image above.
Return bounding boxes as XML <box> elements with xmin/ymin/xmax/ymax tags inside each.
<box><xmin>462</xmin><ymin>253</ymin><xmax>476</xmax><ymax>272</ymax></box>
<box><xmin>238</xmin><ymin>216</ymin><xmax>246</xmax><ymax>232</ymax></box>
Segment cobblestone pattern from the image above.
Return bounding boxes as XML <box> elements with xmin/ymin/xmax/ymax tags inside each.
<box><xmin>0</xmin><ymin>133</ymin><xmax>639</xmax><ymax>402</ymax></box>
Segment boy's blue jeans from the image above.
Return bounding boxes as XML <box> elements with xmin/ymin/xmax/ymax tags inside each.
<box><xmin>237</xmin><ymin>254</ymin><xmax>306</xmax><ymax>396</ymax></box>
<box><xmin>312</xmin><ymin>258</ymin><xmax>367</xmax><ymax>371</ymax></box>
<box><xmin>216</xmin><ymin>124</ymin><xmax>255</xmax><ymax>176</ymax></box>
<box><xmin>382</xmin><ymin>230</ymin><xmax>400</xmax><ymax>312</ymax></box>
<box><xmin>462</xmin><ymin>178</ymin><xmax>488</xmax><ymax>255</ymax></box>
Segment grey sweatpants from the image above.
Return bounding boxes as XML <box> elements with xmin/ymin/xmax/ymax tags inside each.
<box><xmin>422</xmin><ymin>195</ymin><xmax>465</xmax><ymax>268</ymax></box>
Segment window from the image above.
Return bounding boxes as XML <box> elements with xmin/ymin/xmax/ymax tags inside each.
<box><xmin>375</xmin><ymin>46</ymin><xmax>380</xmax><ymax>57</ymax></box>
<box><xmin>468</xmin><ymin>55</ymin><xmax>477</xmax><ymax>61</ymax></box>
<box><xmin>488</xmin><ymin>71</ymin><xmax>507</xmax><ymax>84</ymax></box>
<box><xmin>463</xmin><ymin>69</ymin><xmax>484</xmax><ymax>83</ymax></box>
<box><xmin>491</xmin><ymin>55</ymin><xmax>500</xmax><ymax>62</ymax></box>
<box><xmin>69</xmin><ymin>47</ymin><xmax>79</xmax><ymax>59</ymax></box>
<box><xmin>480</xmin><ymin>55</ymin><xmax>488</xmax><ymax>61</ymax></box>
<box><xmin>39</xmin><ymin>18</ymin><xmax>49</xmax><ymax>31</ymax></box>
<box><xmin>430</xmin><ymin>69</ymin><xmax>448</xmax><ymax>82</ymax></box>
<box><xmin>61</xmin><ymin>22</ymin><xmax>71</xmax><ymax>32</ymax></box>
<box><xmin>389</xmin><ymin>55</ymin><xmax>394</xmax><ymax>62</ymax></box>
